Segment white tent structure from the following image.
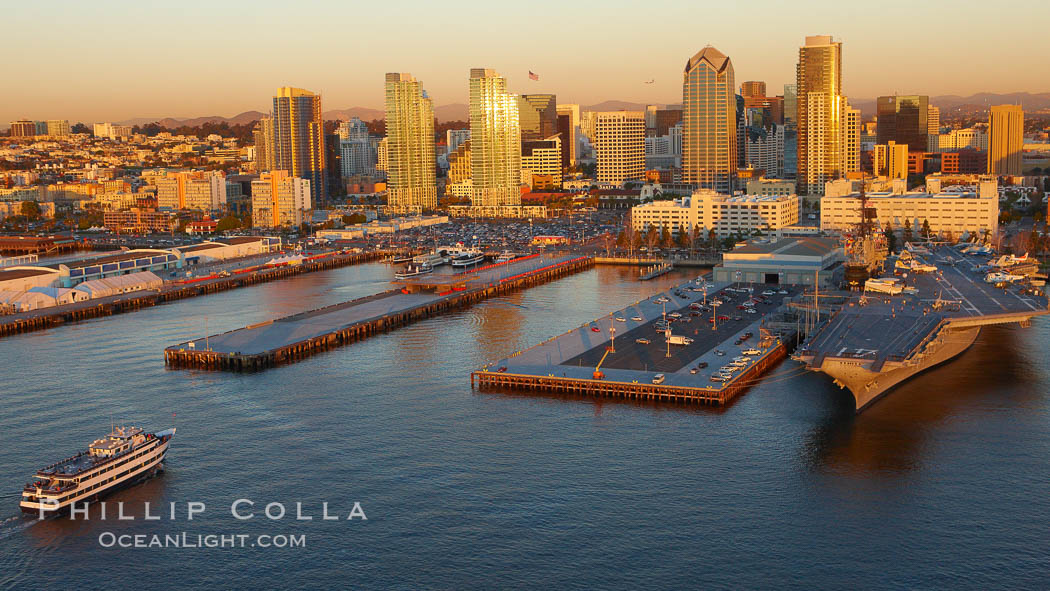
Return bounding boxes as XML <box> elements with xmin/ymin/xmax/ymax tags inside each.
<box><xmin>73</xmin><ymin>271</ymin><xmax>164</xmax><ymax>299</ymax></box>
<box><xmin>0</xmin><ymin>290</ymin><xmax>57</xmax><ymax>311</ymax></box>
<box><xmin>28</xmin><ymin>286</ymin><xmax>90</xmax><ymax>305</ymax></box>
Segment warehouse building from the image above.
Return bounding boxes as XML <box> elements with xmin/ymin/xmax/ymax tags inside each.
<box><xmin>175</xmin><ymin>237</ymin><xmax>282</xmax><ymax>264</ymax></box>
<box><xmin>713</xmin><ymin>237</ymin><xmax>845</xmax><ymax>286</ymax></box>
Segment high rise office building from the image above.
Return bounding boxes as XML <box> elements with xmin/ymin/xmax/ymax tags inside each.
<box><xmin>269</xmin><ymin>87</ymin><xmax>326</xmax><ymax>207</ymax></box>
<box><xmin>593</xmin><ymin>111</ymin><xmax>645</xmax><ymax>185</ymax></box>
<box><xmin>518</xmin><ymin>94</ymin><xmax>557</xmax><ymax>142</ymax></box>
<box><xmin>337</xmin><ymin>117</ymin><xmax>375</xmax><ymax>178</ymax></box>
<box><xmin>783</xmin><ymin>84</ymin><xmax>798</xmax><ymax>125</ymax></box>
<box><xmin>9</xmin><ymin>120</ymin><xmax>36</xmax><ymax>138</ymax></box>
<box><xmin>876</xmin><ymin>95</ymin><xmax>929</xmax><ymax>152</ymax></box>
<box><xmin>556</xmin><ymin>103</ymin><xmax>581</xmax><ymax>166</ymax></box>
<box><xmin>446</xmin><ymin>129</ymin><xmax>471</xmax><ymax>154</ymax></box>
<box><xmin>740</xmin><ymin>81</ymin><xmax>766</xmax><ymax>98</ymax></box>
<box><xmin>873</xmin><ymin>141</ymin><xmax>908</xmax><ymax>179</ymax></box>
<box><xmin>469</xmin><ymin>68</ymin><xmax>521</xmax><ymax>207</ymax></box>
<box><xmin>253</xmin><ymin>117</ymin><xmax>274</xmax><ymax>173</ymax></box>
<box><xmin>927</xmin><ymin>105</ymin><xmax>940</xmax><ymax>135</ymax></box>
<box><xmin>682</xmin><ymin>46</ymin><xmax>737</xmax><ymax>193</ymax></box>
<box><xmin>987</xmin><ymin>105</ymin><xmax>1024</xmax><ymax>176</ymax></box>
<box><xmin>384</xmin><ymin>73</ymin><xmax>437</xmax><ymax>211</ymax></box>
<box><xmin>796</xmin><ymin>35</ymin><xmax>855</xmax><ymax>196</ymax></box>
<box><xmin>46</xmin><ymin>120</ymin><xmax>70</xmax><ymax>136</ymax></box>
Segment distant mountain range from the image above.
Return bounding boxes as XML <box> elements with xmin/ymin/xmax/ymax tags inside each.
<box><xmin>86</xmin><ymin>92</ymin><xmax>1050</xmax><ymax>130</ymax></box>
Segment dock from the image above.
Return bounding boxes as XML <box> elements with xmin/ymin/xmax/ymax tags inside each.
<box><xmin>0</xmin><ymin>250</ymin><xmax>385</xmax><ymax>338</ymax></box>
<box><xmin>472</xmin><ymin>281</ymin><xmax>799</xmax><ymax>405</ymax></box>
<box><xmin>164</xmin><ymin>254</ymin><xmax>594</xmax><ymax>371</ymax></box>
<box><xmin>639</xmin><ymin>263</ymin><xmax>673</xmax><ymax>281</ymax></box>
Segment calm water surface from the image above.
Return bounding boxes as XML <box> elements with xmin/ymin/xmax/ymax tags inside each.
<box><xmin>0</xmin><ymin>262</ymin><xmax>1047</xmax><ymax>589</ymax></box>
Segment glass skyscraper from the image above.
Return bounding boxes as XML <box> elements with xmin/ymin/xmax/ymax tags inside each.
<box><xmin>682</xmin><ymin>46</ymin><xmax>737</xmax><ymax>193</ymax></box>
<box><xmin>270</xmin><ymin>87</ymin><xmax>327</xmax><ymax>207</ymax></box>
<box><xmin>469</xmin><ymin>69</ymin><xmax>521</xmax><ymax>207</ymax></box>
<box><xmin>384</xmin><ymin>73</ymin><xmax>437</xmax><ymax>212</ymax></box>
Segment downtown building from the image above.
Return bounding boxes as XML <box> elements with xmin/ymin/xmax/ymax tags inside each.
<box><xmin>630</xmin><ymin>189</ymin><xmax>800</xmax><ymax>239</ymax></box>
<box><xmin>384</xmin><ymin>73</ymin><xmax>437</xmax><ymax>212</ymax></box>
<box><xmin>876</xmin><ymin>95</ymin><xmax>930</xmax><ymax>152</ymax></box>
<box><xmin>469</xmin><ymin>68</ymin><xmax>521</xmax><ymax>207</ymax></box>
<box><xmin>873</xmin><ymin>141</ymin><xmax>909</xmax><ymax>180</ymax></box>
<box><xmin>556</xmin><ymin>103</ymin><xmax>581</xmax><ymax>168</ymax></box>
<box><xmin>821</xmin><ymin>176</ymin><xmax>998</xmax><ymax>238</ymax></box>
<box><xmin>336</xmin><ymin>117</ymin><xmax>377</xmax><ymax>178</ymax></box>
<box><xmin>593</xmin><ymin>111</ymin><xmax>645</xmax><ymax>185</ymax></box>
<box><xmin>518</xmin><ymin>94</ymin><xmax>558</xmax><ymax>141</ymax></box>
<box><xmin>682</xmin><ymin>46</ymin><xmax>737</xmax><ymax>193</ymax></box>
<box><xmin>259</xmin><ymin>87</ymin><xmax>327</xmax><ymax>207</ymax></box>
<box><xmin>795</xmin><ymin>35</ymin><xmax>860</xmax><ymax>196</ymax></box>
<box><xmin>987</xmin><ymin>105</ymin><xmax>1024</xmax><ymax>176</ymax></box>
<box><xmin>152</xmin><ymin>171</ymin><xmax>227</xmax><ymax>211</ymax></box>
<box><xmin>521</xmin><ymin>136</ymin><xmax>562</xmax><ymax>189</ymax></box>
<box><xmin>251</xmin><ymin>170</ymin><xmax>311</xmax><ymax>228</ymax></box>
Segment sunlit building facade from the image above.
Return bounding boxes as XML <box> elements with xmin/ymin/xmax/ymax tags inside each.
<box><xmin>384</xmin><ymin>73</ymin><xmax>437</xmax><ymax>212</ymax></box>
<box><xmin>270</xmin><ymin>87</ymin><xmax>327</xmax><ymax>206</ymax></box>
<box><xmin>987</xmin><ymin>105</ymin><xmax>1023</xmax><ymax>176</ymax></box>
<box><xmin>682</xmin><ymin>46</ymin><xmax>737</xmax><ymax>193</ymax></box>
<box><xmin>469</xmin><ymin>68</ymin><xmax>521</xmax><ymax>207</ymax></box>
<box><xmin>593</xmin><ymin>111</ymin><xmax>645</xmax><ymax>185</ymax></box>
<box><xmin>796</xmin><ymin>35</ymin><xmax>852</xmax><ymax>196</ymax></box>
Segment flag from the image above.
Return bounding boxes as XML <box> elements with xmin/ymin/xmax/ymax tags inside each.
<box><xmin>528</xmin><ymin>71</ymin><xmax>539</xmax><ymax>81</ymax></box>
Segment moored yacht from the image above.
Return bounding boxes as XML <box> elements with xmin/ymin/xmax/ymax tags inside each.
<box><xmin>495</xmin><ymin>250</ymin><xmax>517</xmax><ymax>263</ymax></box>
<box><xmin>394</xmin><ymin>262</ymin><xmax>434</xmax><ymax>279</ymax></box>
<box><xmin>450</xmin><ymin>250</ymin><xmax>485</xmax><ymax>267</ymax></box>
<box><xmin>20</xmin><ymin>425</ymin><xmax>176</xmax><ymax>516</ymax></box>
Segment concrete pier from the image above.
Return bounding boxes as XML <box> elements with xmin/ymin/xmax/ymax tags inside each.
<box><xmin>473</xmin><ymin>280</ymin><xmax>798</xmax><ymax>406</ymax></box>
<box><xmin>165</xmin><ymin>254</ymin><xmax>594</xmax><ymax>371</ymax></box>
<box><xmin>0</xmin><ymin>250</ymin><xmax>386</xmax><ymax>338</ymax></box>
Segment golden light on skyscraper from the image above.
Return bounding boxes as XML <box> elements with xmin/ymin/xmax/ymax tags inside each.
<box><xmin>987</xmin><ymin>105</ymin><xmax>1024</xmax><ymax>176</ymax></box>
<box><xmin>384</xmin><ymin>73</ymin><xmax>437</xmax><ymax>212</ymax></box>
<box><xmin>682</xmin><ymin>46</ymin><xmax>736</xmax><ymax>193</ymax></box>
<box><xmin>469</xmin><ymin>69</ymin><xmax>521</xmax><ymax>207</ymax></box>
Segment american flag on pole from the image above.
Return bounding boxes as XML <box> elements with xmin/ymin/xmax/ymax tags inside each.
<box><xmin>528</xmin><ymin>71</ymin><xmax>539</xmax><ymax>81</ymax></box>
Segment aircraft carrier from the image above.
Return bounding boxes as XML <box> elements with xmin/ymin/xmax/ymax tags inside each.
<box><xmin>793</xmin><ymin>244</ymin><xmax>1048</xmax><ymax>411</ymax></box>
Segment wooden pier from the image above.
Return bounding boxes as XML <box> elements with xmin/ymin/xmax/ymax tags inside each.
<box><xmin>0</xmin><ymin>250</ymin><xmax>385</xmax><ymax>338</ymax></box>
<box><xmin>164</xmin><ymin>255</ymin><xmax>595</xmax><ymax>371</ymax></box>
<box><xmin>473</xmin><ymin>335</ymin><xmax>787</xmax><ymax>406</ymax></box>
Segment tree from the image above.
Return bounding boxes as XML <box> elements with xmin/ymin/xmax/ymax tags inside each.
<box><xmin>902</xmin><ymin>219</ymin><xmax>914</xmax><ymax>244</ymax></box>
<box><xmin>71</xmin><ymin>123</ymin><xmax>90</xmax><ymax>134</ymax></box>
<box><xmin>944</xmin><ymin>229</ymin><xmax>955</xmax><ymax>244</ymax></box>
<box><xmin>883</xmin><ymin>223</ymin><xmax>898</xmax><ymax>254</ymax></box>
<box><xmin>615</xmin><ymin>230</ymin><xmax>626</xmax><ymax>248</ymax></box>
<box><xmin>20</xmin><ymin>201</ymin><xmax>41</xmax><ymax>220</ymax></box>
<box><xmin>675</xmin><ymin>225</ymin><xmax>689</xmax><ymax>249</ymax></box>
<box><xmin>660</xmin><ymin>225</ymin><xmax>672</xmax><ymax>248</ymax></box>
<box><xmin>215</xmin><ymin>215</ymin><xmax>241</xmax><ymax>233</ymax></box>
<box><xmin>707</xmin><ymin>228</ymin><xmax>717</xmax><ymax>248</ymax></box>
<box><xmin>921</xmin><ymin>218</ymin><xmax>932</xmax><ymax>240</ymax></box>
<box><xmin>342</xmin><ymin>213</ymin><xmax>367</xmax><ymax>225</ymax></box>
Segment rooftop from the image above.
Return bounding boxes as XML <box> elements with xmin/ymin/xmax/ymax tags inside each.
<box><xmin>729</xmin><ymin>237</ymin><xmax>841</xmax><ymax>257</ymax></box>
<box><xmin>0</xmin><ymin>267</ymin><xmax>59</xmax><ymax>281</ymax></box>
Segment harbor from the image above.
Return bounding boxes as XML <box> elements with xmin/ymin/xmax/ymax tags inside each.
<box><xmin>473</xmin><ymin>278</ymin><xmax>799</xmax><ymax>405</ymax></box>
<box><xmin>164</xmin><ymin>253</ymin><xmax>594</xmax><ymax>370</ymax></box>
<box><xmin>0</xmin><ymin>249</ymin><xmax>386</xmax><ymax>337</ymax></box>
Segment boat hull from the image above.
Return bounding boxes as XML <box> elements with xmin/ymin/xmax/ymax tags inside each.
<box><xmin>815</xmin><ymin>325</ymin><xmax>982</xmax><ymax>411</ymax></box>
<box><xmin>20</xmin><ymin>437</ymin><xmax>172</xmax><ymax>517</ymax></box>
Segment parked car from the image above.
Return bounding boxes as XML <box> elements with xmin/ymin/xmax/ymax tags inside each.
<box><xmin>636</xmin><ymin>338</ymin><xmax>651</xmax><ymax>344</ymax></box>
<box><xmin>652</xmin><ymin>374</ymin><xmax>665</xmax><ymax>385</ymax></box>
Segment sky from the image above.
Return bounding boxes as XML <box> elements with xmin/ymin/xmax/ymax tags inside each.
<box><xmin>4</xmin><ymin>0</ymin><xmax>1049</xmax><ymax>124</ymax></box>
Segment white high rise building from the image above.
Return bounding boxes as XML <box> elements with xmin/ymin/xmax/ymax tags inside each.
<box><xmin>469</xmin><ymin>68</ymin><xmax>521</xmax><ymax>207</ymax></box>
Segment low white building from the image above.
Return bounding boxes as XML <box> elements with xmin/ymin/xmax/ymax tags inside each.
<box><xmin>630</xmin><ymin>190</ymin><xmax>800</xmax><ymax>239</ymax></box>
<box><xmin>714</xmin><ymin>237</ymin><xmax>845</xmax><ymax>286</ymax></box>
<box><xmin>820</xmin><ymin>181</ymin><xmax>999</xmax><ymax>238</ymax></box>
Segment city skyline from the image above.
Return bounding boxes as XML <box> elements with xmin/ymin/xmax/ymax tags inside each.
<box><xmin>4</xmin><ymin>0</ymin><xmax>1049</xmax><ymax>124</ymax></box>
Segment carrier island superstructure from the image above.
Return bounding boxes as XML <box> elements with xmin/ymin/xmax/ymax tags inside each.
<box><xmin>793</xmin><ymin>244</ymin><xmax>1048</xmax><ymax>411</ymax></box>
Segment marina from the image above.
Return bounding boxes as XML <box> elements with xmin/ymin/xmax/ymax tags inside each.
<box><xmin>473</xmin><ymin>279</ymin><xmax>799</xmax><ymax>405</ymax></box>
<box><xmin>164</xmin><ymin>253</ymin><xmax>594</xmax><ymax>370</ymax></box>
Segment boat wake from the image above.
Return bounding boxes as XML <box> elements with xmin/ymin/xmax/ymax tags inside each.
<box><xmin>0</xmin><ymin>514</ymin><xmax>38</xmax><ymax>540</ymax></box>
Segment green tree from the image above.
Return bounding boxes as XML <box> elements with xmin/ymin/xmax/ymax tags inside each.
<box><xmin>921</xmin><ymin>218</ymin><xmax>932</xmax><ymax>240</ymax></box>
<box><xmin>660</xmin><ymin>225</ymin><xmax>672</xmax><ymax>248</ymax></box>
<box><xmin>707</xmin><ymin>228</ymin><xmax>717</xmax><ymax>248</ymax></box>
<box><xmin>215</xmin><ymin>215</ymin><xmax>241</xmax><ymax>233</ymax></box>
<box><xmin>903</xmin><ymin>219</ymin><xmax>914</xmax><ymax>244</ymax></box>
<box><xmin>883</xmin><ymin>223</ymin><xmax>898</xmax><ymax>253</ymax></box>
<box><xmin>342</xmin><ymin>213</ymin><xmax>367</xmax><ymax>225</ymax></box>
<box><xmin>675</xmin><ymin>225</ymin><xmax>689</xmax><ymax>249</ymax></box>
<box><xmin>20</xmin><ymin>201</ymin><xmax>41</xmax><ymax>220</ymax></box>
